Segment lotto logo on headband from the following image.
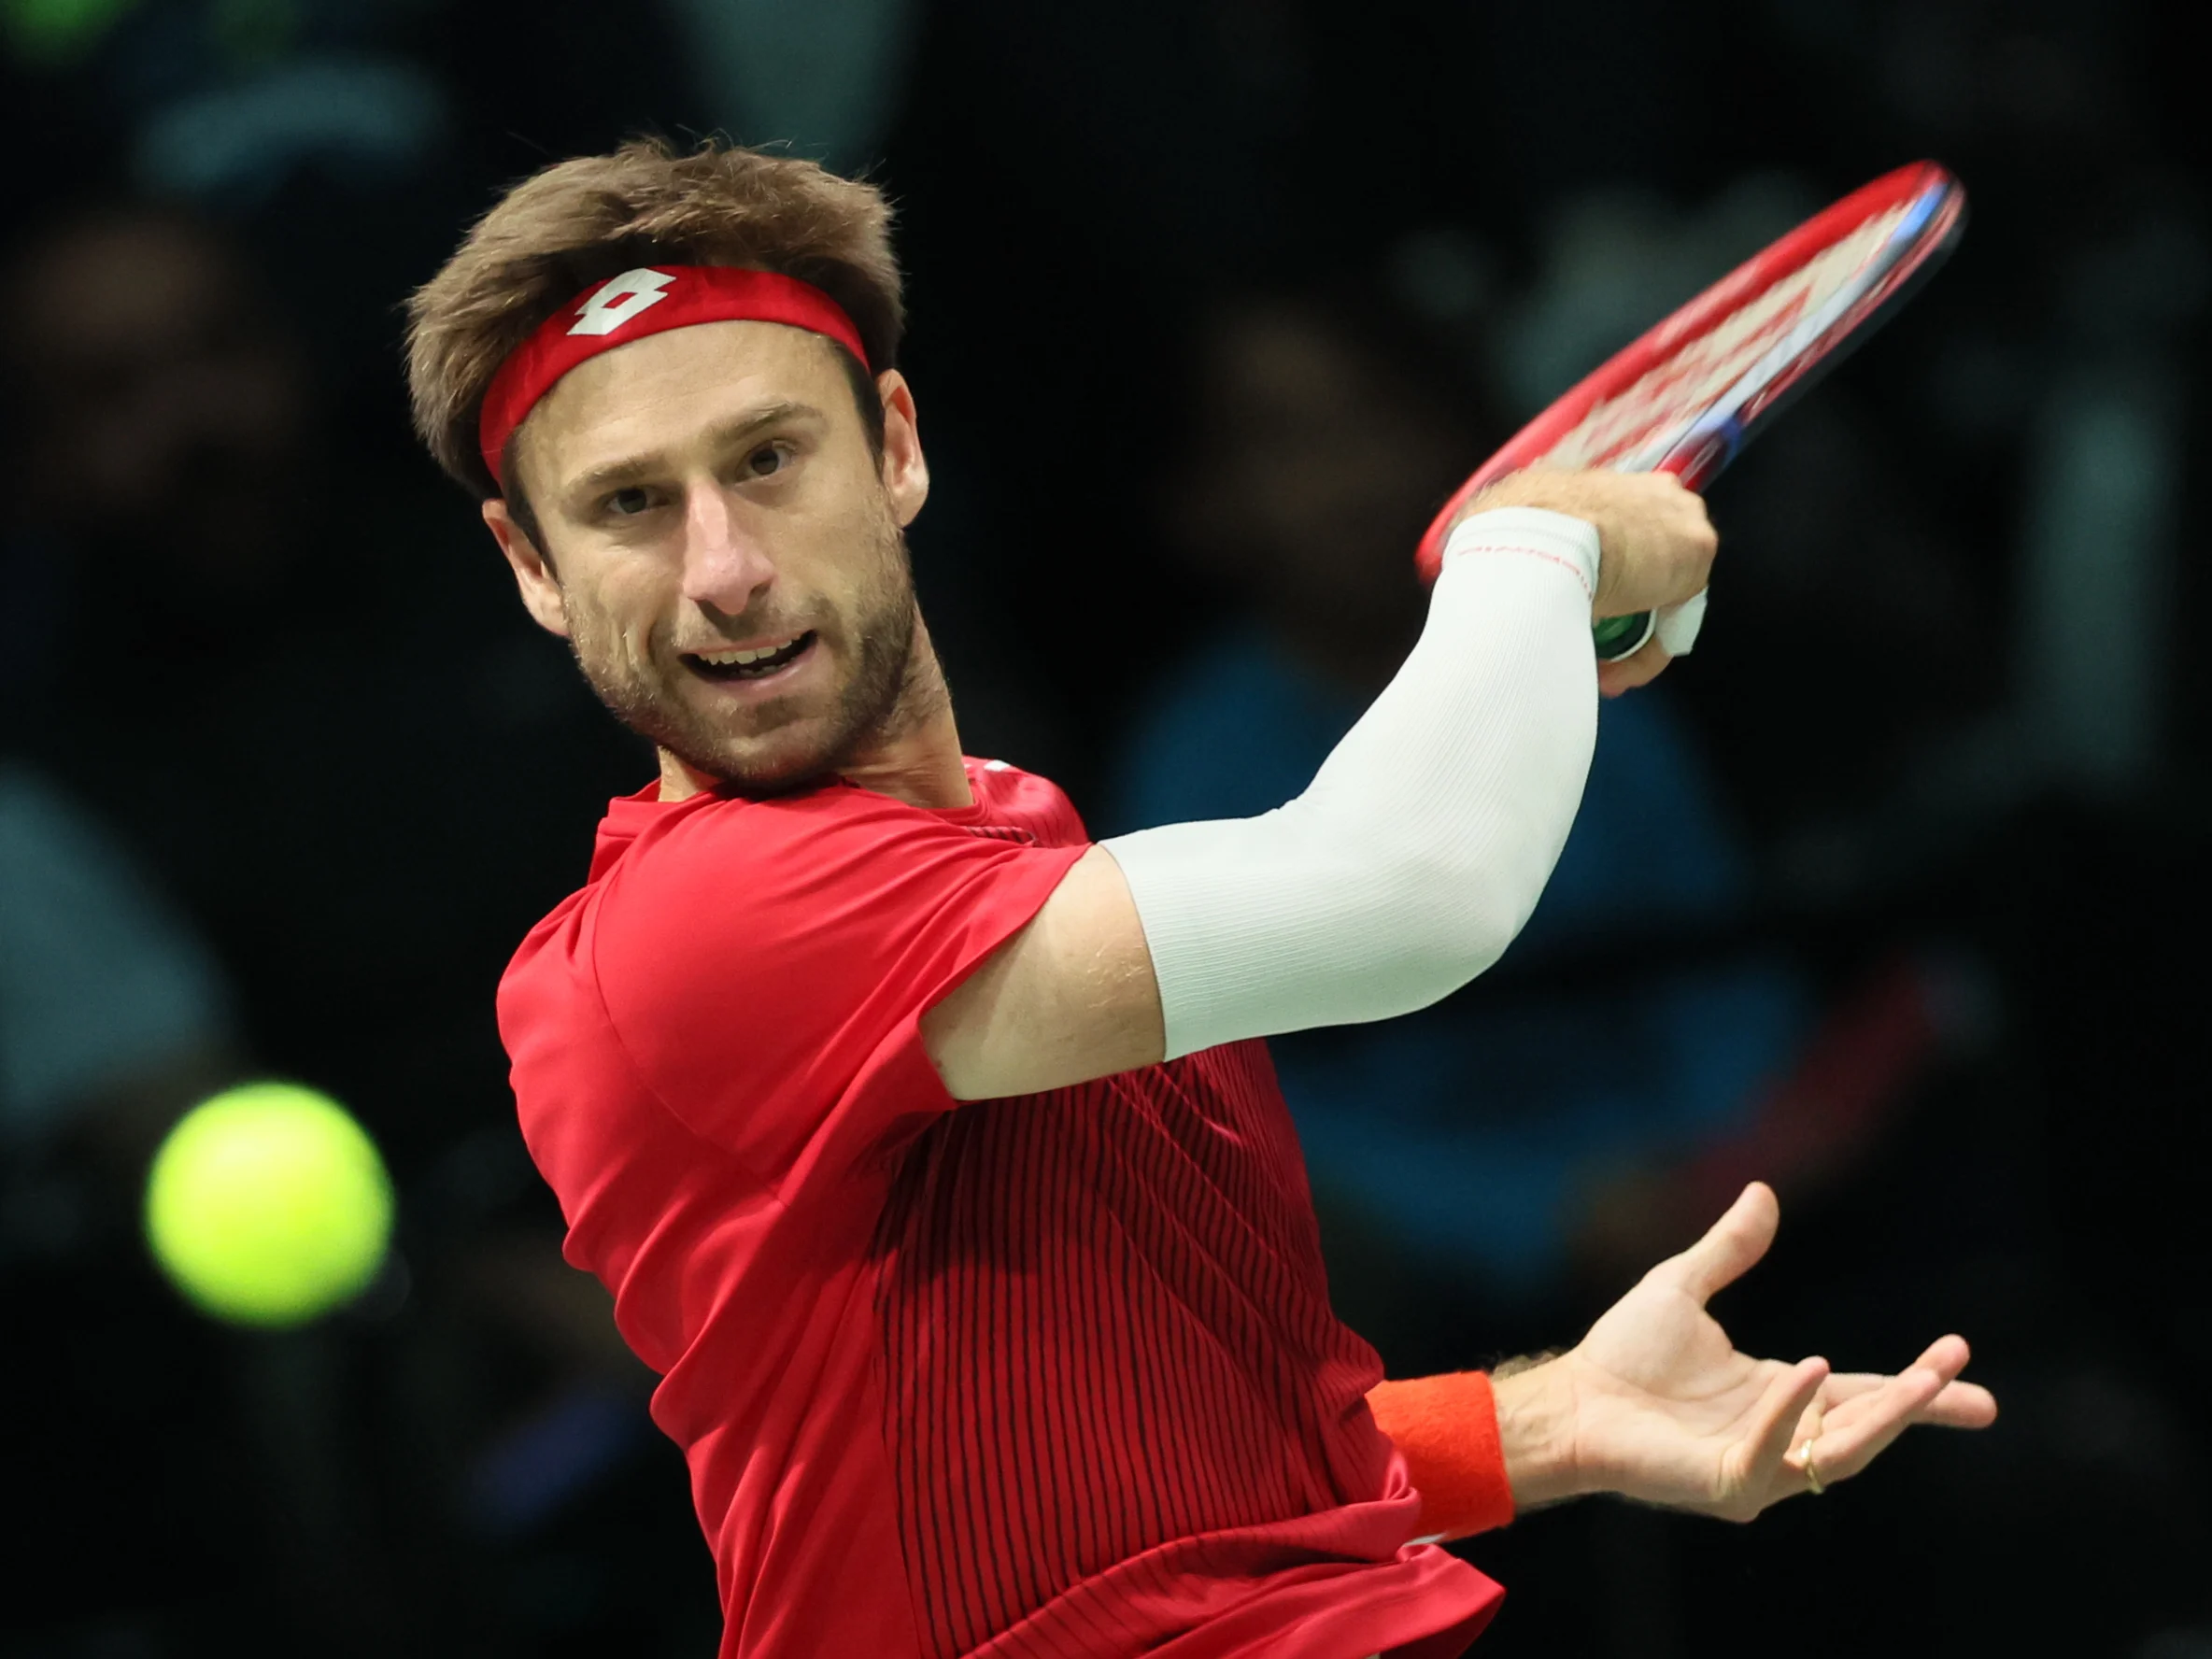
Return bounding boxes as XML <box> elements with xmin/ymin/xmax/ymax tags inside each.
<box><xmin>570</xmin><ymin>269</ymin><xmax>678</xmax><ymax>337</ymax></box>
<box><xmin>475</xmin><ymin>265</ymin><xmax>872</xmax><ymax>487</ymax></box>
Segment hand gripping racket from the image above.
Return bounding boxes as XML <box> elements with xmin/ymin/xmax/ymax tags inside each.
<box><xmin>1415</xmin><ymin>161</ymin><xmax>1968</xmax><ymax>658</ymax></box>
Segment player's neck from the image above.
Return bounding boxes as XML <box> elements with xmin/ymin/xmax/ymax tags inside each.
<box><xmin>830</xmin><ymin>614</ymin><xmax>971</xmax><ymax>809</ymax></box>
<box><xmin>656</xmin><ymin>612</ymin><xmax>973</xmax><ymax>811</ymax></box>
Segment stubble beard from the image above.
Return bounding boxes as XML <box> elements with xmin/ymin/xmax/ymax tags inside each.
<box><xmin>568</xmin><ymin>516</ymin><xmax>922</xmax><ymax>797</ymax></box>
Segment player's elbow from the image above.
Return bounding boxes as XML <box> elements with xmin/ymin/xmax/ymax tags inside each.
<box><xmin>1408</xmin><ymin>895</ymin><xmax>1521</xmax><ymax>1002</ymax></box>
<box><xmin>1345</xmin><ymin>846</ymin><xmax>1528</xmax><ymax>1018</ymax></box>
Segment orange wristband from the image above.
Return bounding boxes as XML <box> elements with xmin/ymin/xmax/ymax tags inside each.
<box><xmin>1367</xmin><ymin>1370</ymin><xmax>1515</xmax><ymax>1540</ymax></box>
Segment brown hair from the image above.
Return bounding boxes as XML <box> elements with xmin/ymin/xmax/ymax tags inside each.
<box><xmin>405</xmin><ymin>137</ymin><xmax>903</xmax><ymax>504</ymax></box>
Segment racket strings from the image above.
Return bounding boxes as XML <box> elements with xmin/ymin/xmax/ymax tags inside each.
<box><xmin>1548</xmin><ymin>200</ymin><xmax>1919</xmax><ymax>473</ymax></box>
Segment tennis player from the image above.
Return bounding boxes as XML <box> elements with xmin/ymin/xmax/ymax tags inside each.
<box><xmin>408</xmin><ymin>140</ymin><xmax>1994</xmax><ymax>1659</ymax></box>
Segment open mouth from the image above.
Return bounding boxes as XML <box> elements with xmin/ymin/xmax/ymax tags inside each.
<box><xmin>686</xmin><ymin>631</ymin><xmax>817</xmax><ymax>682</ymax></box>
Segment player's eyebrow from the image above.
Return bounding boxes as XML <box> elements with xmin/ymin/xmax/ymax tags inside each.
<box><xmin>560</xmin><ymin>400</ymin><xmax>826</xmax><ymax>502</ymax></box>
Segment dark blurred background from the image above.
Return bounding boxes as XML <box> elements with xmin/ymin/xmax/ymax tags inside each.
<box><xmin>2</xmin><ymin>0</ymin><xmax>2207</xmax><ymax>1653</ymax></box>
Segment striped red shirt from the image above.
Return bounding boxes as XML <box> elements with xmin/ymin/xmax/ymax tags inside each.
<box><xmin>498</xmin><ymin>758</ymin><xmax>1503</xmax><ymax>1658</ymax></box>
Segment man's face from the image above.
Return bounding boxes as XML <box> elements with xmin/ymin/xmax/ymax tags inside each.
<box><xmin>492</xmin><ymin>320</ymin><xmax>929</xmax><ymax>793</ymax></box>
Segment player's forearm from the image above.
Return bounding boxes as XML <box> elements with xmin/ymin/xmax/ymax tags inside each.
<box><xmin>1103</xmin><ymin>509</ymin><xmax>1599</xmax><ymax>1058</ymax></box>
<box><xmin>1489</xmin><ymin>1353</ymin><xmax>1586</xmax><ymax>1511</ymax></box>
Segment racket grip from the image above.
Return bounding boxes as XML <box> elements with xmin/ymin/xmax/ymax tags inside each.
<box><xmin>1593</xmin><ymin>612</ymin><xmax>1654</xmax><ymax>660</ymax></box>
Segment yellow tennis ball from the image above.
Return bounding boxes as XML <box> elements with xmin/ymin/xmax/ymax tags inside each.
<box><xmin>144</xmin><ymin>1082</ymin><xmax>394</xmax><ymax>1327</ymax></box>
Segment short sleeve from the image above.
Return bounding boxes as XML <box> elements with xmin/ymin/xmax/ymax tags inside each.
<box><xmin>590</xmin><ymin>787</ymin><xmax>1087</xmax><ymax>1191</ymax></box>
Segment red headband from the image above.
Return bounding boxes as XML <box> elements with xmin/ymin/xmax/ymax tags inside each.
<box><xmin>476</xmin><ymin>265</ymin><xmax>871</xmax><ymax>488</ymax></box>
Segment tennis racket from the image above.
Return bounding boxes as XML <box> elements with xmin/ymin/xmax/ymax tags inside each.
<box><xmin>1416</xmin><ymin>161</ymin><xmax>1967</xmax><ymax>658</ymax></box>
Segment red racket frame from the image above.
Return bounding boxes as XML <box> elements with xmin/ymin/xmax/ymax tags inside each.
<box><xmin>1414</xmin><ymin>161</ymin><xmax>1967</xmax><ymax>586</ymax></box>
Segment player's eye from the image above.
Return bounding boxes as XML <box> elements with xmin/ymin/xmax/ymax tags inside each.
<box><xmin>744</xmin><ymin>443</ymin><xmax>789</xmax><ymax>478</ymax></box>
<box><xmin>605</xmin><ymin>486</ymin><xmax>653</xmax><ymax>517</ymax></box>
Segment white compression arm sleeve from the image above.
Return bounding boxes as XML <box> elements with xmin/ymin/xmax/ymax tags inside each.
<box><xmin>1102</xmin><ymin>507</ymin><xmax>1601</xmax><ymax>1061</ymax></box>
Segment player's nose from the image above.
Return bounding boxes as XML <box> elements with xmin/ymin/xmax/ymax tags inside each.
<box><xmin>678</xmin><ymin>483</ymin><xmax>775</xmax><ymax>615</ymax></box>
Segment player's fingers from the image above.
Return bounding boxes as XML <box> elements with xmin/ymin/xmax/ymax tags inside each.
<box><xmin>1893</xmin><ymin>1337</ymin><xmax>1994</xmax><ymax>1428</ymax></box>
<box><xmin>1806</xmin><ymin>1365</ymin><xmax>1949</xmax><ymax>1483</ymax></box>
<box><xmin>1596</xmin><ymin>639</ymin><xmax>1672</xmax><ymax>699</ymax></box>
<box><xmin>1907</xmin><ymin>1334</ymin><xmax>1971</xmax><ymax>1380</ymax></box>
<box><xmin>1739</xmin><ymin>1356</ymin><xmax>1831</xmax><ymax>1498</ymax></box>
<box><xmin>1831</xmin><ymin>1336</ymin><xmax>1973</xmax><ymax>1397</ymax></box>
<box><xmin>1816</xmin><ymin>1371</ymin><xmax>1892</xmax><ymax>1403</ymax></box>
<box><xmin>1819</xmin><ymin>1348</ymin><xmax>1996</xmax><ymax>1435</ymax></box>
<box><xmin>1818</xmin><ymin>1334</ymin><xmax>1980</xmax><ymax>1424</ymax></box>
<box><xmin>1658</xmin><ymin>1181</ymin><xmax>1780</xmax><ymax>1303</ymax></box>
<box><xmin>1919</xmin><ymin>1379</ymin><xmax>1999</xmax><ymax>1428</ymax></box>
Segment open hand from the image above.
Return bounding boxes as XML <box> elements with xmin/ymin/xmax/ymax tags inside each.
<box><xmin>1507</xmin><ymin>1183</ymin><xmax>1997</xmax><ymax>1521</ymax></box>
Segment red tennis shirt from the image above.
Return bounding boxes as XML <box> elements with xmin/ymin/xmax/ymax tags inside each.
<box><xmin>497</xmin><ymin>757</ymin><xmax>1503</xmax><ymax>1658</ymax></box>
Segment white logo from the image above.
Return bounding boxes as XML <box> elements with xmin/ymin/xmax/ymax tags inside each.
<box><xmin>569</xmin><ymin>268</ymin><xmax>678</xmax><ymax>336</ymax></box>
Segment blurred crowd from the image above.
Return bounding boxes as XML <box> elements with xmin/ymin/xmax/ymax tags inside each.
<box><xmin>1</xmin><ymin>1</ymin><xmax>2206</xmax><ymax>1655</ymax></box>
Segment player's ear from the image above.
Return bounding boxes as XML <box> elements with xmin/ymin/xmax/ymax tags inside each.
<box><xmin>483</xmin><ymin>498</ymin><xmax>572</xmax><ymax>639</ymax></box>
<box><xmin>876</xmin><ymin>370</ymin><xmax>929</xmax><ymax>529</ymax></box>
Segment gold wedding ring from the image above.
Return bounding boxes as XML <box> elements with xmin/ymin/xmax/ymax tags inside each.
<box><xmin>1798</xmin><ymin>1439</ymin><xmax>1824</xmax><ymax>1496</ymax></box>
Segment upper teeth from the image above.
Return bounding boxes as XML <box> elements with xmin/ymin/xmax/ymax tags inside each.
<box><xmin>697</xmin><ymin>639</ymin><xmax>798</xmax><ymax>667</ymax></box>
